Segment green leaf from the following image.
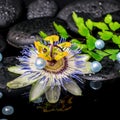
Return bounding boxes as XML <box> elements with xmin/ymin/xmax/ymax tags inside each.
<box><xmin>109</xmin><ymin>54</ymin><xmax>117</xmax><ymax>61</ymax></box>
<box><xmin>109</xmin><ymin>22</ymin><xmax>120</xmax><ymax>31</ymax></box>
<box><xmin>70</xmin><ymin>39</ymin><xmax>87</xmax><ymax>50</ymax></box>
<box><xmin>70</xmin><ymin>39</ymin><xmax>81</xmax><ymax>44</ymax></box>
<box><xmin>94</xmin><ymin>22</ymin><xmax>109</xmax><ymax>30</ymax></box>
<box><xmin>112</xmin><ymin>35</ymin><xmax>120</xmax><ymax>44</ymax></box>
<box><xmin>86</xmin><ymin>35</ymin><xmax>96</xmax><ymax>50</ymax></box>
<box><xmin>118</xmin><ymin>44</ymin><xmax>120</xmax><ymax>48</ymax></box>
<box><xmin>87</xmin><ymin>51</ymin><xmax>103</xmax><ymax>61</ymax></box>
<box><xmin>85</xmin><ymin>19</ymin><xmax>93</xmax><ymax>30</ymax></box>
<box><xmin>104</xmin><ymin>49</ymin><xmax>119</xmax><ymax>54</ymax></box>
<box><xmin>72</xmin><ymin>12</ymin><xmax>84</xmax><ymax>29</ymax></box>
<box><xmin>78</xmin><ymin>24</ymin><xmax>90</xmax><ymax>37</ymax></box>
<box><xmin>39</xmin><ymin>31</ymin><xmax>48</xmax><ymax>38</ymax></box>
<box><xmin>95</xmin><ymin>50</ymin><xmax>109</xmax><ymax>57</ymax></box>
<box><xmin>104</xmin><ymin>14</ymin><xmax>112</xmax><ymax>24</ymax></box>
<box><xmin>98</xmin><ymin>31</ymin><xmax>113</xmax><ymax>40</ymax></box>
<box><xmin>53</xmin><ymin>22</ymin><xmax>69</xmax><ymax>39</ymax></box>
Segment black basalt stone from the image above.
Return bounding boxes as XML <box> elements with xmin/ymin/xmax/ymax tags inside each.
<box><xmin>7</xmin><ymin>17</ymin><xmax>67</xmax><ymax>48</ymax></box>
<box><xmin>80</xmin><ymin>57</ymin><xmax>120</xmax><ymax>81</ymax></box>
<box><xmin>27</xmin><ymin>0</ymin><xmax>58</xmax><ymax>19</ymax></box>
<box><xmin>67</xmin><ymin>10</ymin><xmax>120</xmax><ymax>34</ymax></box>
<box><xmin>0</xmin><ymin>0</ymin><xmax>23</xmax><ymax>28</ymax></box>
<box><xmin>67</xmin><ymin>12</ymin><xmax>98</xmax><ymax>34</ymax></box>
<box><xmin>57</xmin><ymin>0</ymin><xmax>120</xmax><ymax>22</ymax></box>
<box><xmin>0</xmin><ymin>56</ymin><xmax>30</xmax><ymax>95</ymax></box>
<box><xmin>0</xmin><ymin>35</ymin><xmax>6</xmax><ymax>52</ymax></box>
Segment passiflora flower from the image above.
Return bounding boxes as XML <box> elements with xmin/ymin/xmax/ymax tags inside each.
<box><xmin>7</xmin><ymin>35</ymin><xmax>92</xmax><ymax>103</ymax></box>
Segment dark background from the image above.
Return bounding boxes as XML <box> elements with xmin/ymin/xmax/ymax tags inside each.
<box><xmin>0</xmin><ymin>0</ymin><xmax>120</xmax><ymax>119</ymax></box>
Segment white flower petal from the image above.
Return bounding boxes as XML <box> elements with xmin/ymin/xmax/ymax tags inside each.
<box><xmin>75</xmin><ymin>54</ymin><xmax>90</xmax><ymax>61</ymax></box>
<box><xmin>8</xmin><ymin>66</ymin><xmax>26</xmax><ymax>74</ymax></box>
<box><xmin>63</xmin><ymin>79</ymin><xmax>82</xmax><ymax>96</ymax></box>
<box><xmin>79</xmin><ymin>62</ymin><xmax>92</xmax><ymax>74</ymax></box>
<box><xmin>29</xmin><ymin>79</ymin><xmax>51</xmax><ymax>102</ymax></box>
<box><xmin>7</xmin><ymin>73</ymin><xmax>40</xmax><ymax>89</ymax></box>
<box><xmin>45</xmin><ymin>85</ymin><xmax>61</xmax><ymax>103</ymax></box>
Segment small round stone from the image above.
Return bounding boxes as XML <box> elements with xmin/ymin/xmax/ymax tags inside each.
<box><xmin>35</xmin><ymin>58</ymin><xmax>46</xmax><ymax>70</ymax></box>
<box><xmin>95</xmin><ymin>39</ymin><xmax>105</xmax><ymax>49</ymax></box>
<box><xmin>0</xmin><ymin>53</ymin><xmax>3</xmax><ymax>62</ymax></box>
<box><xmin>116</xmin><ymin>52</ymin><xmax>120</xmax><ymax>62</ymax></box>
<box><xmin>2</xmin><ymin>106</ymin><xmax>14</xmax><ymax>115</ymax></box>
<box><xmin>0</xmin><ymin>0</ymin><xmax>22</xmax><ymax>28</ymax></box>
<box><xmin>27</xmin><ymin>0</ymin><xmax>58</xmax><ymax>19</ymax></box>
<box><xmin>91</xmin><ymin>61</ymin><xmax>102</xmax><ymax>73</ymax></box>
<box><xmin>89</xmin><ymin>81</ymin><xmax>102</xmax><ymax>90</ymax></box>
<box><xmin>0</xmin><ymin>92</ymin><xmax>3</xmax><ymax>99</ymax></box>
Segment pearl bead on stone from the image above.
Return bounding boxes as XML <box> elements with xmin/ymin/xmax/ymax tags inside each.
<box><xmin>0</xmin><ymin>92</ymin><xmax>3</xmax><ymax>99</ymax></box>
<box><xmin>91</xmin><ymin>61</ymin><xmax>102</xmax><ymax>73</ymax></box>
<box><xmin>95</xmin><ymin>39</ymin><xmax>105</xmax><ymax>49</ymax></box>
<box><xmin>2</xmin><ymin>106</ymin><xmax>14</xmax><ymax>115</ymax></box>
<box><xmin>116</xmin><ymin>52</ymin><xmax>120</xmax><ymax>62</ymax></box>
<box><xmin>0</xmin><ymin>53</ymin><xmax>3</xmax><ymax>62</ymax></box>
<box><xmin>89</xmin><ymin>81</ymin><xmax>102</xmax><ymax>90</ymax></box>
<box><xmin>35</xmin><ymin>58</ymin><xmax>46</xmax><ymax>70</ymax></box>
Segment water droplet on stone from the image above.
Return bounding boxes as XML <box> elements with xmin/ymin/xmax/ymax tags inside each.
<box><xmin>89</xmin><ymin>81</ymin><xmax>102</xmax><ymax>90</ymax></box>
<box><xmin>99</xmin><ymin>1</ymin><xmax>102</xmax><ymax>6</ymax></box>
<box><xmin>15</xmin><ymin>37</ymin><xmax>19</xmax><ymax>40</ymax></box>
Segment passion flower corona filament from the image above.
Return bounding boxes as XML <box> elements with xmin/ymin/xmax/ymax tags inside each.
<box><xmin>7</xmin><ymin>35</ymin><xmax>92</xmax><ymax>103</ymax></box>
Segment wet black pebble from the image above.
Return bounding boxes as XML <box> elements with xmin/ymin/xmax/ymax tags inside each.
<box><xmin>67</xmin><ymin>10</ymin><xmax>120</xmax><ymax>34</ymax></box>
<box><xmin>0</xmin><ymin>35</ymin><xmax>6</xmax><ymax>52</ymax></box>
<box><xmin>67</xmin><ymin>12</ymin><xmax>98</xmax><ymax>33</ymax></box>
<box><xmin>80</xmin><ymin>57</ymin><xmax>120</xmax><ymax>81</ymax></box>
<box><xmin>27</xmin><ymin>0</ymin><xmax>58</xmax><ymax>19</ymax></box>
<box><xmin>0</xmin><ymin>56</ymin><xmax>30</xmax><ymax>96</ymax></box>
<box><xmin>0</xmin><ymin>0</ymin><xmax>23</xmax><ymax>28</ymax></box>
<box><xmin>7</xmin><ymin>17</ymin><xmax>67</xmax><ymax>48</ymax></box>
<box><xmin>57</xmin><ymin>0</ymin><xmax>120</xmax><ymax>22</ymax></box>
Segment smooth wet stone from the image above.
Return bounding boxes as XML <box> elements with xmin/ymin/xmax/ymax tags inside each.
<box><xmin>27</xmin><ymin>0</ymin><xmax>58</xmax><ymax>19</ymax></box>
<box><xmin>67</xmin><ymin>12</ymin><xmax>97</xmax><ymax>33</ymax></box>
<box><xmin>67</xmin><ymin>11</ymin><xmax>120</xmax><ymax>35</ymax></box>
<box><xmin>0</xmin><ymin>35</ymin><xmax>6</xmax><ymax>52</ymax></box>
<box><xmin>0</xmin><ymin>56</ymin><xmax>30</xmax><ymax>95</ymax></box>
<box><xmin>80</xmin><ymin>57</ymin><xmax>120</xmax><ymax>81</ymax></box>
<box><xmin>0</xmin><ymin>0</ymin><xmax>23</xmax><ymax>28</ymax></box>
<box><xmin>7</xmin><ymin>17</ymin><xmax>67</xmax><ymax>48</ymax></box>
<box><xmin>57</xmin><ymin>0</ymin><xmax>120</xmax><ymax>22</ymax></box>
<box><xmin>103</xmin><ymin>10</ymin><xmax>120</xmax><ymax>22</ymax></box>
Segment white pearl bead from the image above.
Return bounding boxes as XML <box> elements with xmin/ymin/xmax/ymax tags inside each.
<box><xmin>35</xmin><ymin>58</ymin><xmax>46</xmax><ymax>70</ymax></box>
<box><xmin>0</xmin><ymin>92</ymin><xmax>3</xmax><ymax>99</ymax></box>
<box><xmin>91</xmin><ymin>61</ymin><xmax>102</xmax><ymax>73</ymax></box>
<box><xmin>2</xmin><ymin>106</ymin><xmax>14</xmax><ymax>115</ymax></box>
<box><xmin>95</xmin><ymin>39</ymin><xmax>105</xmax><ymax>49</ymax></box>
<box><xmin>116</xmin><ymin>52</ymin><xmax>120</xmax><ymax>62</ymax></box>
<box><xmin>0</xmin><ymin>53</ymin><xmax>3</xmax><ymax>62</ymax></box>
